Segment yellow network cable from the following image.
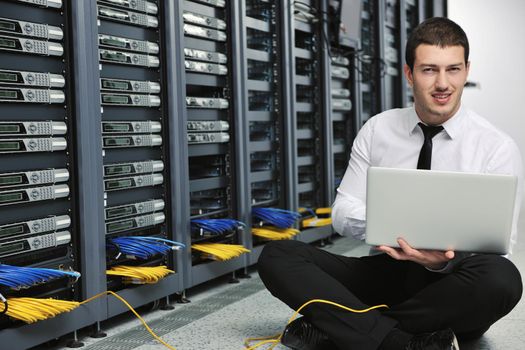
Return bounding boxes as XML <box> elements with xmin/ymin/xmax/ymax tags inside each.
<box><xmin>252</xmin><ymin>227</ymin><xmax>300</xmax><ymax>240</ymax></box>
<box><xmin>191</xmin><ymin>243</ymin><xmax>250</xmax><ymax>261</ymax></box>
<box><xmin>0</xmin><ymin>297</ymin><xmax>80</xmax><ymax>324</ymax></box>
<box><xmin>0</xmin><ymin>270</ymin><xmax>178</xmax><ymax>349</ymax></box>
<box><xmin>301</xmin><ymin>217</ymin><xmax>332</xmax><ymax>228</ymax></box>
<box><xmin>106</xmin><ymin>265</ymin><xmax>174</xmax><ymax>284</ymax></box>
<box><xmin>315</xmin><ymin>207</ymin><xmax>332</xmax><ymax>215</ymax></box>
<box><xmin>244</xmin><ymin>299</ymin><xmax>389</xmax><ymax>350</ymax></box>
<box><xmin>81</xmin><ymin>290</ymin><xmax>177</xmax><ymax>350</ymax></box>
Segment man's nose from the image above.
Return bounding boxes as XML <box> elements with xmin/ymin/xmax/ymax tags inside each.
<box><xmin>435</xmin><ymin>70</ymin><xmax>449</xmax><ymax>90</ymax></box>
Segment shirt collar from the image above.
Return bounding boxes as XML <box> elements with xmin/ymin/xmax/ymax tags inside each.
<box><xmin>408</xmin><ymin>104</ymin><xmax>467</xmax><ymax>140</ymax></box>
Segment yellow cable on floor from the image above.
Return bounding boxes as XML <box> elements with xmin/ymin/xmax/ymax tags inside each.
<box><xmin>252</xmin><ymin>227</ymin><xmax>300</xmax><ymax>240</ymax></box>
<box><xmin>191</xmin><ymin>243</ymin><xmax>250</xmax><ymax>261</ymax></box>
<box><xmin>106</xmin><ymin>265</ymin><xmax>174</xmax><ymax>284</ymax></box>
<box><xmin>244</xmin><ymin>299</ymin><xmax>389</xmax><ymax>350</ymax></box>
<box><xmin>81</xmin><ymin>290</ymin><xmax>176</xmax><ymax>350</ymax></box>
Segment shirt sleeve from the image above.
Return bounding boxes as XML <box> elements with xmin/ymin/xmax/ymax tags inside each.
<box><xmin>332</xmin><ymin>118</ymin><xmax>373</xmax><ymax>240</ymax></box>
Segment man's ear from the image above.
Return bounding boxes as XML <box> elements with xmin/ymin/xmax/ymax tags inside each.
<box><xmin>403</xmin><ymin>64</ymin><xmax>413</xmax><ymax>87</ymax></box>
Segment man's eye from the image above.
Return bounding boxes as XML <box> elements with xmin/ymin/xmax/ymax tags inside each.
<box><xmin>423</xmin><ymin>68</ymin><xmax>434</xmax><ymax>73</ymax></box>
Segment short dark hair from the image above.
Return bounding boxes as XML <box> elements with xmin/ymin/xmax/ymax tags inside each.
<box><xmin>405</xmin><ymin>17</ymin><xmax>469</xmax><ymax>71</ymax></box>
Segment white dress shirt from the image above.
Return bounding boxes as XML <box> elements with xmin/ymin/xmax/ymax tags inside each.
<box><xmin>332</xmin><ymin>105</ymin><xmax>524</xmax><ymax>266</ymax></box>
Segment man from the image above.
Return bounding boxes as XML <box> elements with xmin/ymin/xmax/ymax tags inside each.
<box><xmin>258</xmin><ymin>17</ymin><xmax>523</xmax><ymax>350</ymax></box>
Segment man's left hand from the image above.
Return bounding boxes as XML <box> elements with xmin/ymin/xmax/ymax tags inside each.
<box><xmin>376</xmin><ymin>238</ymin><xmax>455</xmax><ymax>270</ymax></box>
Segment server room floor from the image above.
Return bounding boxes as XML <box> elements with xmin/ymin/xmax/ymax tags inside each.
<box><xmin>45</xmin><ymin>213</ymin><xmax>525</xmax><ymax>350</ymax></box>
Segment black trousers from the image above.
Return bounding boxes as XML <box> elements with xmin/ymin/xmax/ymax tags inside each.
<box><xmin>258</xmin><ymin>240</ymin><xmax>523</xmax><ymax>350</ymax></box>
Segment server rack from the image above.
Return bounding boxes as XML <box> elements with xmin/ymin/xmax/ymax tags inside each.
<box><xmin>95</xmin><ymin>0</ymin><xmax>184</xmax><ymax>318</ymax></box>
<box><xmin>328</xmin><ymin>51</ymin><xmax>359</xmax><ymax>200</ymax></box>
<box><xmin>322</xmin><ymin>0</ymin><xmax>360</xmax><ymax>205</ymax></box>
<box><xmin>378</xmin><ymin>0</ymin><xmax>402</xmax><ymax>111</ymax></box>
<box><xmin>181</xmin><ymin>0</ymin><xmax>248</xmax><ymax>288</ymax></box>
<box><xmin>399</xmin><ymin>0</ymin><xmax>417</xmax><ymax>106</ymax></box>
<box><xmin>358</xmin><ymin>0</ymin><xmax>381</xmax><ymax>127</ymax></box>
<box><xmin>239</xmin><ymin>0</ymin><xmax>288</xmax><ymax>264</ymax></box>
<box><xmin>0</xmin><ymin>1</ymin><xmax>105</xmax><ymax>348</ymax></box>
<box><xmin>287</xmin><ymin>0</ymin><xmax>333</xmax><ymax>243</ymax></box>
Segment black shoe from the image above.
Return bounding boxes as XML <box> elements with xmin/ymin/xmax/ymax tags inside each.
<box><xmin>281</xmin><ymin>317</ymin><xmax>335</xmax><ymax>350</ymax></box>
<box><xmin>406</xmin><ymin>328</ymin><xmax>459</xmax><ymax>350</ymax></box>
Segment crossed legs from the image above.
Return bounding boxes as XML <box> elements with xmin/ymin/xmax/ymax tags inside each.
<box><xmin>258</xmin><ymin>240</ymin><xmax>522</xmax><ymax>349</ymax></box>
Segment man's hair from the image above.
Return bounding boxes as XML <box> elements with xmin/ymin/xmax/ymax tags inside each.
<box><xmin>405</xmin><ymin>17</ymin><xmax>469</xmax><ymax>71</ymax></box>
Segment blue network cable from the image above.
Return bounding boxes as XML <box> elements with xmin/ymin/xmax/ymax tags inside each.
<box><xmin>191</xmin><ymin>219</ymin><xmax>245</xmax><ymax>236</ymax></box>
<box><xmin>0</xmin><ymin>264</ymin><xmax>80</xmax><ymax>290</ymax></box>
<box><xmin>108</xmin><ymin>236</ymin><xmax>185</xmax><ymax>260</ymax></box>
<box><xmin>252</xmin><ymin>207</ymin><xmax>301</xmax><ymax>228</ymax></box>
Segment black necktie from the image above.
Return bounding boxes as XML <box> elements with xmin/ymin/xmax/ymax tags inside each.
<box><xmin>417</xmin><ymin>122</ymin><xmax>443</xmax><ymax>170</ymax></box>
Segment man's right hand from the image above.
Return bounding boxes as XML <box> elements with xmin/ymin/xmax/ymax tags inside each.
<box><xmin>376</xmin><ymin>238</ymin><xmax>455</xmax><ymax>270</ymax></box>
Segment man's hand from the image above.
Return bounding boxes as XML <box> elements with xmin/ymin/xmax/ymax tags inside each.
<box><xmin>376</xmin><ymin>238</ymin><xmax>455</xmax><ymax>270</ymax></box>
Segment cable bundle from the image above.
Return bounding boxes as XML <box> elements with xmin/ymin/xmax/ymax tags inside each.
<box><xmin>191</xmin><ymin>218</ymin><xmax>245</xmax><ymax>236</ymax></box>
<box><xmin>106</xmin><ymin>265</ymin><xmax>174</xmax><ymax>284</ymax></box>
<box><xmin>107</xmin><ymin>236</ymin><xmax>185</xmax><ymax>260</ymax></box>
<box><xmin>298</xmin><ymin>207</ymin><xmax>332</xmax><ymax>228</ymax></box>
<box><xmin>0</xmin><ymin>297</ymin><xmax>80</xmax><ymax>324</ymax></box>
<box><xmin>191</xmin><ymin>243</ymin><xmax>250</xmax><ymax>261</ymax></box>
<box><xmin>251</xmin><ymin>227</ymin><xmax>300</xmax><ymax>240</ymax></box>
<box><xmin>302</xmin><ymin>217</ymin><xmax>332</xmax><ymax>228</ymax></box>
<box><xmin>315</xmin><ymin>207</ymin><xmax>332</xmax><ymax>216</ymax></box>
<box><xmin>0</xmin><ymin>264</ymin><xmax>80</xmax><ymax>290</ymax></box>
<box><xmin>252</xmin><ymin>208</ymin><xmax>301</xmax><ymax>228</ymax></box>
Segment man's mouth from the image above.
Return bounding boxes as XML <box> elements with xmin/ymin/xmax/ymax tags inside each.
<box><xmin>432</xmin><ymin>92</ymin><xmax>452</xmax><ymax>104</ymax></box>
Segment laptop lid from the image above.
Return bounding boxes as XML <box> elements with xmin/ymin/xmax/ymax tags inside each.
<box><xmin>365</xmin><ymin>167</ymin><xmax>517</xmax><ymax>254</ymax></box>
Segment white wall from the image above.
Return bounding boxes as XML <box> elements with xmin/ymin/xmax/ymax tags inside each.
<box><xmin>447</xmin><ymin>0</ymin><xmax>525</xmax><ymax>213</ymax></box>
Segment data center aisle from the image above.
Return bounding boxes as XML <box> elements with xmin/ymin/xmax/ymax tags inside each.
<box><xmin>47</xmin><ymin>212</ymin><xmax>525</xmax><ymax>350</ymax></box>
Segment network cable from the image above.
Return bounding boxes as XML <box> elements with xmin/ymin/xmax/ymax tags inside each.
<box><xmin>191</xmin><ymin>243</ymin><xmax>250</xmax><ymax>261</ymax></box>
<box><xmin>0</xmin><ymin>297</ymin><xmax>80</xmax><ymax>324</ymax></box>
<box><xmin>252</xmin><ymin>208</ymin><xmax>301</xmax><ymax>228</ymax></box>
<box><xmin>245</xmin><ymin>299</ymin><xmax>389</xmax><ymax>349</ymax></box>
<box><xmin>252</xmin><ymin>227</ymin><xmax>300</xmax><ymax>240</ymax></box>
<box><xmin>191</xmin><ymin>218</ymin><xmax>245</xmax><ymax>236</ymax></box>
<box><xmin>106</xmin><ymin>265</ymin><xmax>174</xmax><ymax>284</ymax></box>
<box><xmin>298</xmin><ymin>207</ymin><xmax>332</xmax><ymax>228</ymax></box>
<box><xmin>0</xmin><ymin>264</ymin><xmax>80</xmax><ymax>290</ymax></box>
<box><xmin>108</xmin><ymin>236</ymin><xmax>185</xmax><ymax>260</ymax></box>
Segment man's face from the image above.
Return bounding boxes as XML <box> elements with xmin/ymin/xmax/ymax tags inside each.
<box><xmin>404</xmin><ymin>44</ymin><xmax>470</xmax><ymax>125</ymax></box>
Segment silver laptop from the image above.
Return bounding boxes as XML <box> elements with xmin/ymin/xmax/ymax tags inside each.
<box><xmin>365</xmin><ymin>167</ymin><xmax>518</xmax><ymax>254</ymax></box>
